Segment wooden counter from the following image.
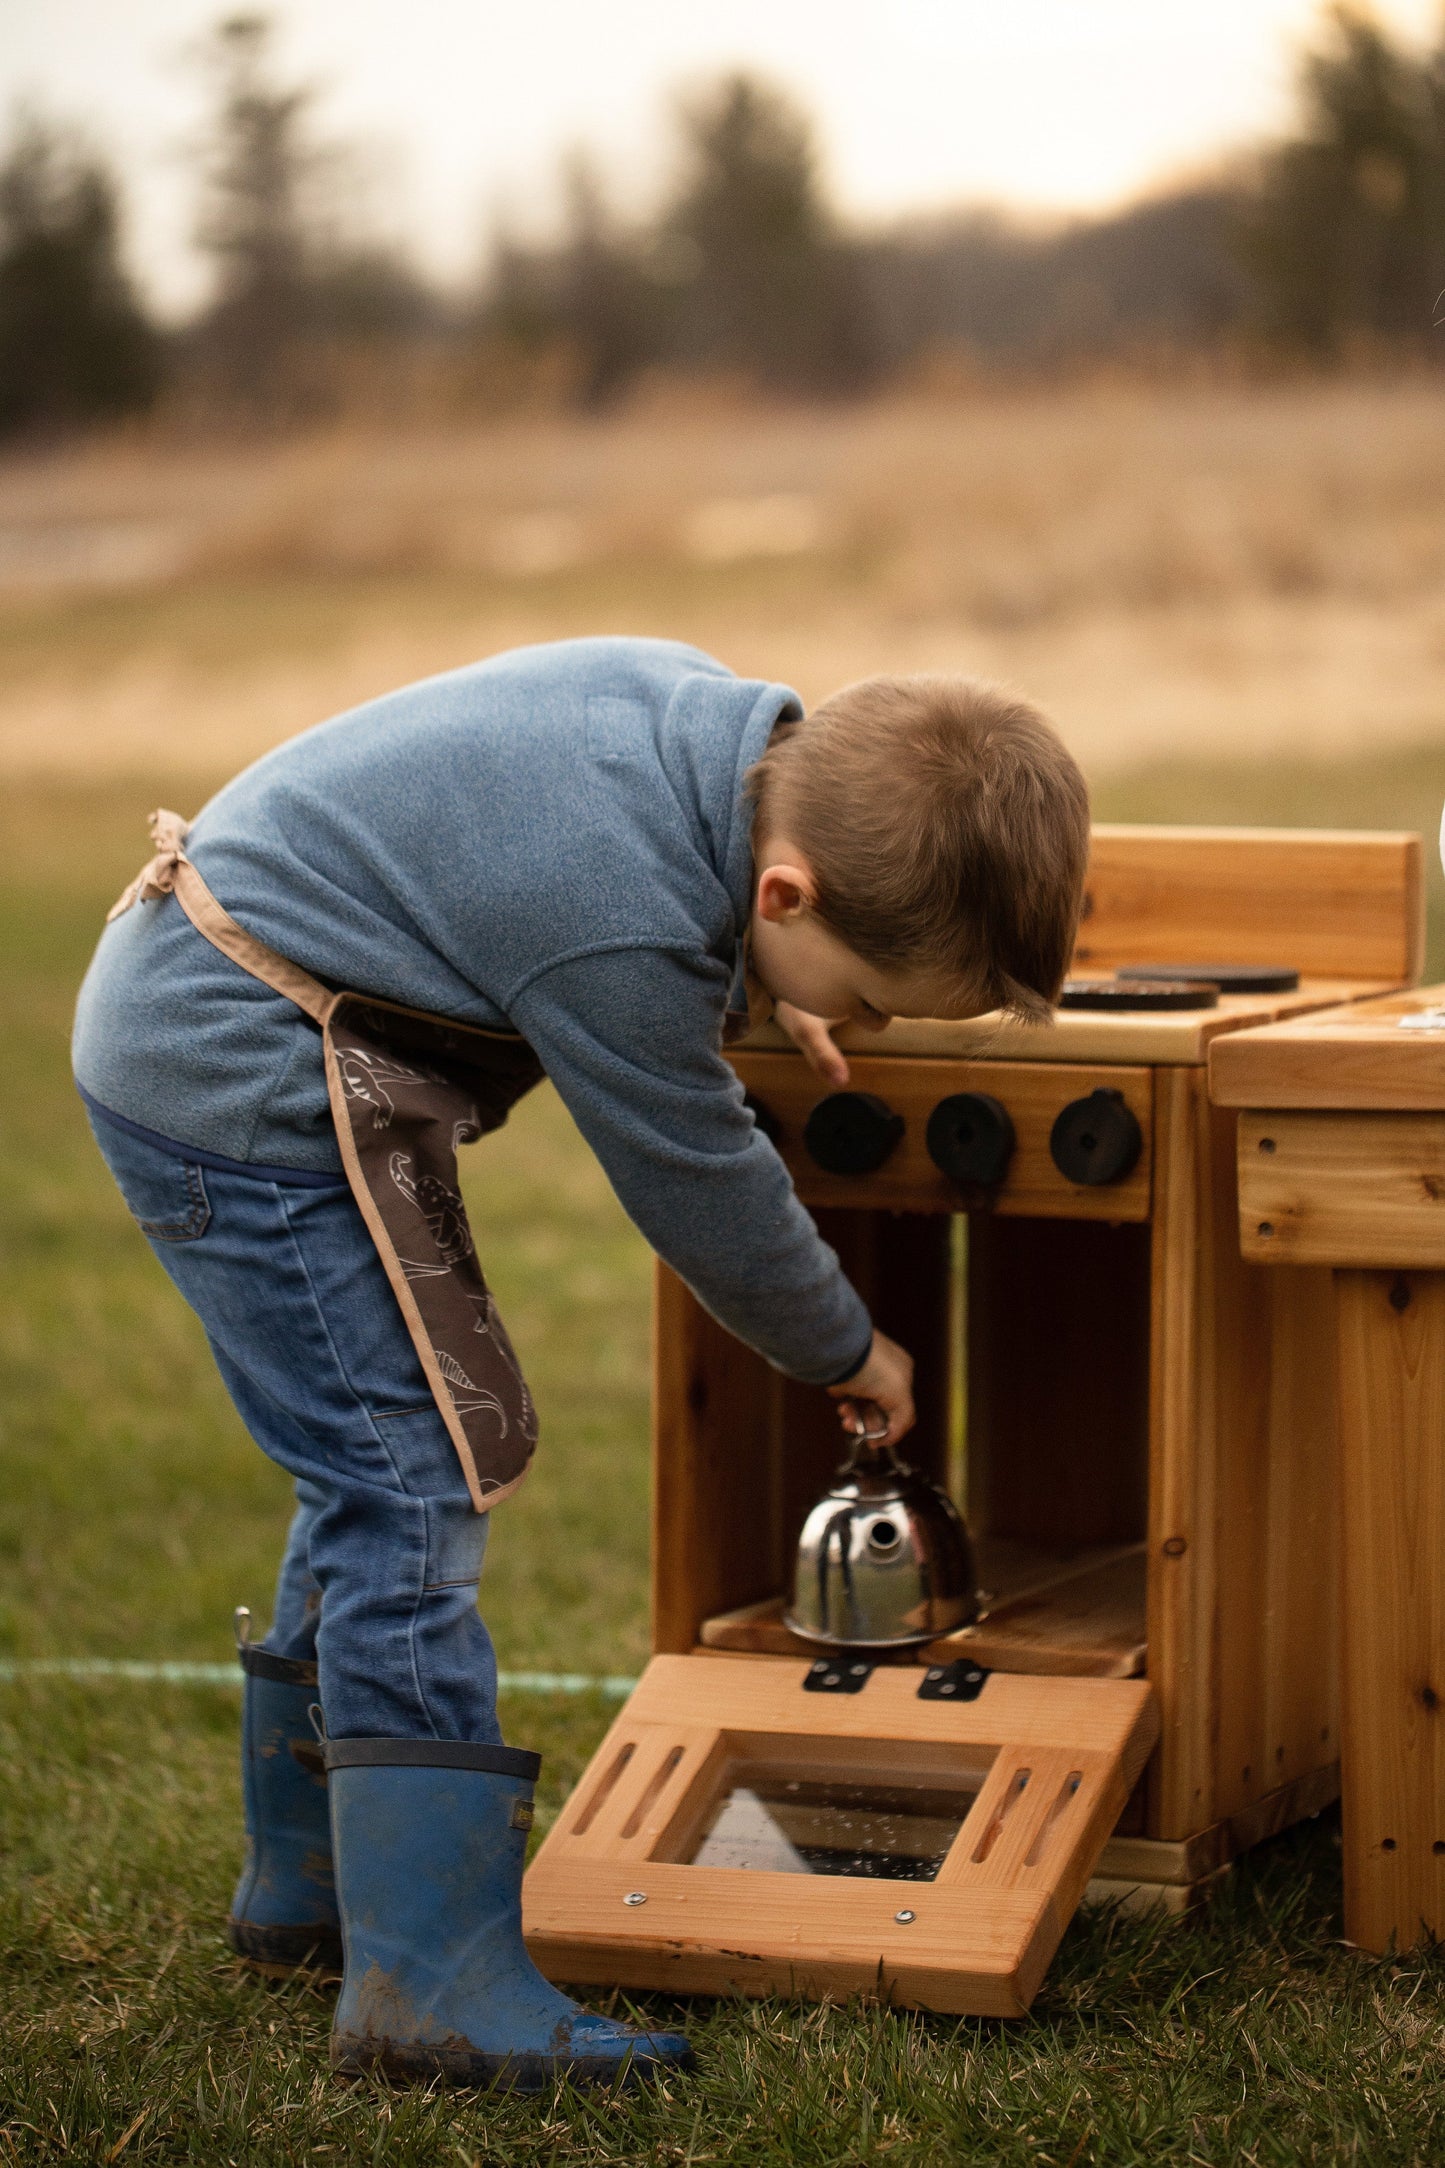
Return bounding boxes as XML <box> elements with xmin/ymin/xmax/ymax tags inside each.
<box><xmin>1209</xmin><ymin>985</ymin><xmax>1445</xmax><ymax>1953</ymax></box>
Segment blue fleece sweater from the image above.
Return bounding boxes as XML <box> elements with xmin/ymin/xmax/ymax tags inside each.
<box><xmin>72</xmin><ymin>636</ymin><xmax>872</xmax><ymax>1385</ymax></box>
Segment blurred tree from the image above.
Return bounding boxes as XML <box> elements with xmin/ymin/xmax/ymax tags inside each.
<box><xmin>192</xmin><ymin>13</ymin><xmax>315</xmax><ymax>410</ymax></box>
<box><xmin>191</xmin><ymin>12</ymin><xmax>434</xmax><ymax>417</ymax></box>
<box><xmin>1241</xmin><ymin>3</ymin><xmax>1445</xmax><ymax>355</ymax></box>
<box><xmin>860</xmin><ymin>186</ymin><xmax>1250</xmax><ymax>373</ymax></box>
<box><xmin>660</xmin><ymin>72</ymin><xmax>870</xmax><ymax>393</ymax></box>
<box><xmin>0</xmin><ymin>114</ymin><xmax>162</xmax><ymax>436</ymax></box>
<box><xmin>555</xmin><ymin>151</ymin><xmax>660</xmax><ymax>407</ymax></box>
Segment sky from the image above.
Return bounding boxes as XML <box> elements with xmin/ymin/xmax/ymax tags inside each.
<box><xmin>4</xmin><ymin>0</ymin><xmax>1442</xmax><ymax>315</ymax></box>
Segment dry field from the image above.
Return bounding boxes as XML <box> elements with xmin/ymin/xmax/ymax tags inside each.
<box><xmin>3</xmin><ymin>371</ymin><xmax>1445</xmax><ymax>785</ymax></box>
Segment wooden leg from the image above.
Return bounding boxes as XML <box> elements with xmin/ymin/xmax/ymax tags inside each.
<box><xmin>1335</xmin><ymin>1268</ymin><xmax>1445</xmax><ymax>1951</ymax></box>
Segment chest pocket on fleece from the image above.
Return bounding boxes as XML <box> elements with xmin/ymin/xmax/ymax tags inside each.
<box><xmin>586</xmin><ymin>695</ymin><xmax>647</xmax><ymax>764</ymax></box>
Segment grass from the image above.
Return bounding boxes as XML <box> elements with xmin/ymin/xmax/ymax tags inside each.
<box><xmin>4</xmin><ymin>757</ymin><xmax>1445</xmax><ymax>2162</ymax></box>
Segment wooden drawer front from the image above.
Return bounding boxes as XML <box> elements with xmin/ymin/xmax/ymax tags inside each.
<box><xmin>730</xmin><ymin>1051</ymin><xmax>1153</xmax><ymax>1221</ymax></box>
<box><xmin>1238</xmin><ymin>1110</ymin><xmax>1445</xmax><ymax>1267</ymax></box>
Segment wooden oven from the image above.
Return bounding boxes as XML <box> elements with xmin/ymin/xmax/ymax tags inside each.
<box><xmin>524</xmin><ymin>826</ymin><xmax>1423</xmax><ymax>2010</ymax></box>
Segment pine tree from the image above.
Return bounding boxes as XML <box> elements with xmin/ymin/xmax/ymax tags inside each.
<box><xmin>661</xmin><ymin>73</ymin><xmax>869</xmax><ymax>393</ymax></box>
<box><xmin>1242</xmin><ymin>4</ymin><xmax>1445</xmax><ymax>355</ymax></box>
<box><xmin>0</xmin><ymin>116</ymin><xmax>161</xmax><ymax>435</ymax></box>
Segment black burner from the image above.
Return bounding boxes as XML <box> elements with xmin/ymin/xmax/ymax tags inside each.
<box><xmin>1115</xmin><ymin>962</ymin><xmax>1300</xmax><ymax>995</ymax></box>
<box><xmin>1059</xmin><ymin>978</ymin><xmax>1220</xmax><ymax>1013</ymax></box>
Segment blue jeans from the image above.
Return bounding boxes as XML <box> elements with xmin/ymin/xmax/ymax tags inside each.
<box><xmin>86</xmin><ymin>1106</ymin><xmax>502</xmax><ymax>1744</ymax></box>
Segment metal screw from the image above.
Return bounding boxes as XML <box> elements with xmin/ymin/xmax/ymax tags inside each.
<box><xmin>850</xmin><ymin>1663</ymin><xmax>868</xmax><ymax>1676</ymax></box>
<box><xmin>624</xmin><ymin>1891</ymin><xmax>647</xmax><ymax>1906</ymax></box>
<box><xmin>894</xmin><ymin>1908</ymin><xmax>916</xmax><ymax>1924</ymax></box>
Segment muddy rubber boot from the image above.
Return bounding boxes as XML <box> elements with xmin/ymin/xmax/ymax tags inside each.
<box><xmin>227</xmin><ymin>1638</ymin><xmax>342</xmax><ymax>1975</ymax></box>
<box><xmin>324</xmin><ymin>1739</ymin><xmax>694</xmax><ymax>2089</ymax></box>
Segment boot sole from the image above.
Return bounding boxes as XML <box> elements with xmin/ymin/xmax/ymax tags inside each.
<box><xmin>331</xmin><ymin>2038</ymin><xmax>695</xmax><ymax>2091</ymax></box>
<box><xmin>228</xmin><ymin>1919</ymin><xmax>344</xmax><ymax>1978</ymax></box>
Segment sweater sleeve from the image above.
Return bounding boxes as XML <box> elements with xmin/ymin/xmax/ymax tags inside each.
<box><xmin>506</xmin><ymin>946</ymin><xmax>874</xmax><ymax>1385</ymax></box>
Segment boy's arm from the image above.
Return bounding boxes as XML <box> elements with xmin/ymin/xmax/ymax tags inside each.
<box><xmin>506</xmin><ymin>946</ymin><xmax>875</xmax><ymax>1387</ymax></box>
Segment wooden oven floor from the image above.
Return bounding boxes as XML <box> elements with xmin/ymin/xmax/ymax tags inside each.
<box><xmin>696</xmin><ymin>1538</ymin><xmax>1147</xmax><ymax>1680</ymax></box>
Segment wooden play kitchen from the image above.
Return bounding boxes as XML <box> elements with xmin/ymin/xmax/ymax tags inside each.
<box><xmin>523</xmin><ymin>826</ymin><xmax>1425</xmax><ymax>2014</ymax></box>
<box><xmin>1212</xmin><ymin>981</ymin><xmax>1445</xmax><ymax>1956</ymax></box>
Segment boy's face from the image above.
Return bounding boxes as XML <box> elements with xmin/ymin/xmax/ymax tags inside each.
<box><xmin>749</xmin><ymin>843</ymin><xmax>987</xmax><ymax>1030</ymax></box>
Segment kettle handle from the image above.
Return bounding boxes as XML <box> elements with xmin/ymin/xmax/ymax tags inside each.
<box><xmin>841</xmin><ymin>1400</ymin><xmax>897</xmax><ymax>1476</ymax></box>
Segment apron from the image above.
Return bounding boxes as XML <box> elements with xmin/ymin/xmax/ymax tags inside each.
<box><xmin>107</xmin><ymin>810</ymin><xmax>546</xmax><ymax>1513</ymax></box>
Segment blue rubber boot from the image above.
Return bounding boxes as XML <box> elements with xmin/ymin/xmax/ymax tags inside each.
<box><xmin>227</xmin><ymin>1643</ymin><xmax>342</xmax><ymax>1974</ymax></box>
<box><xmin>325</xmin><ymin>1739</ymin><xmax>694</xmax><ymax>2089</ymax></box>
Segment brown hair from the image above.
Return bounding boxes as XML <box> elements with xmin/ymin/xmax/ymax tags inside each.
<box><xmin>748</xmin><ymin>675</ymin><xmax>1089</xmax><ymax>1021</ymax></box>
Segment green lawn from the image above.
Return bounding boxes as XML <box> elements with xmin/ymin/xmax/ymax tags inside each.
<box><xmin>3</xmin><ymin>756</ymin><xmax>1445</xmax><ymax>2165</ymax></box>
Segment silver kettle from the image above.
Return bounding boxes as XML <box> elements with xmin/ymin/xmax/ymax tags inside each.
<box><xmin>784</xmin><ymin>1412</ymin><xmax>979</xmax><ymax>1649</ymax></box>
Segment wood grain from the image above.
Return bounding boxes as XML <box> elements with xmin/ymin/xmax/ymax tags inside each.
<box><xmin>1211</xmin><ymin>984</ymin><xmax>1445</xmax><ymax>1110</ymax></box>
<box><xmin>652</xmin><ymin>1263</ymin><xmax>786</xmax><ymax>1654</ymax></box>
<box><xmin>937</xmin><ymin>1548</ymin><xmax>1146</xmax><ymax>1679</ymax></box>
<box><xmin>1146</xmin><ymin>1067</ymin><xmax>1217</xmax><ymax>1839</ymax></box>
<box><xmin>1146</xmin><ymin>1076</ymin><xmax>1341</xmax><ymax>1838</ymax></box>
<box><xmin>1236</xmin><ymin>1111</ymin><xmax>1445</xmax><ymax>1269</ymax></box>
<box><xmin>696</xmin><ymin>1545</ymin><xmax>1147</xmax><ymax>1679</ymax></box>
<box><xmin>730</xmin><ymin>1051</ymin><xmax>1153</xmax><ymax>1221</ymax></box>
<box><xmin>739</xmin><ymin>978</ymin><xmax>1381</xmax><ymax>1070</ymax></box>
<box><xmin>523</xmin><ymin>1654</ymin><xmax>1158</xmax><ymax>2016</ymax></box>
<box><xmin>966</xmin><ymin>1216</ymin><xmax>1151</xmax><ymax>1553</ymax></box>
<box><xmin>652</xmin><ymin>1215</ymin><xmax>954</xmax><ymax>1656</ymax></box>
<box><xmin>1335</xmin><ymin>1270</ymin><xmax>1445</xmax><ymax>1952</ymax></box>
<box><xmin>1078</xmin><ymin>825</ymin><xmax>1423</xmax><ymax>984</ymax></box>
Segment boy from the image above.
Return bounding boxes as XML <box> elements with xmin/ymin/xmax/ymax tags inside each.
<box><xmin>73</xmin><ymin>636</ymin><xmax>1088</xmax><ymax>2089</ymax></box>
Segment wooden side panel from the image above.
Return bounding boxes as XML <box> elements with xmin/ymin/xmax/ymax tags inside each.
<box><xmin>967</xmin><ymin>1216</ymin><xmax>1151</xmax><ymax>1556</ymax></box>
<box><xmin>1147</xmin><ymin>1068</ymin><xmax>1219</xmax><ymax>1839</ymax></box>
<box><xmin>1079</xmin><ymin>826</ymin><xmax>1423</xmax><ymax>984</ymax></box>
<box><xmin>1148</xmin><ymin>1076</ymin><xmax>1341</xmax><ymax>1841</ymax></box>
<box><xmin>1209</xmin><ymin>1110</ymin><xmax>1340</xmax><ymax>1826</ymax></box>
<box><xmin>1335</xmin><ymin>1270</ymin><xmax>1445</xmax><ymax>1952</ymax></box>
<box><xmin>1258</xmin><ymin>1267</ymin><xmax>1341</xmax><ymax>1800</ymax></box>
<box><xmin>1238</xmin><ymin>1110</ymin><xmax>1445</xmax><ymax>1269</ymax></box>
<box><xmin>652</xmin><ymin>1263</ymin><xmax>786</xmax><ymax>1654</ymax></box>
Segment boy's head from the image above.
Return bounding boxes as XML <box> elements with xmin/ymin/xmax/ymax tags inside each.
<box><xmin>747</xmin><ymin>674</ymin><xmax>1089</xmax><ymax>1028</ymax></box>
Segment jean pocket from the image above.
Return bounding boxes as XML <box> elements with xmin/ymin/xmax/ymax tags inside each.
<box><xmin>91</xmin><ymin>1118</ymin><xmax>212</xmax><ymax>1243</ymax></box>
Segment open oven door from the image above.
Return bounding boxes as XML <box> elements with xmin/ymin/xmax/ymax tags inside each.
<box><xmin>523</xmin><ymin>1654</ymin><xmax>1159</xmax><ymax>2019</ymax></box>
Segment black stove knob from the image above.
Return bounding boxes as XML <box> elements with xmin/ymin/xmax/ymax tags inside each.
<box><xmin>803</xmin><ymin>1091</ymin><xmax>904</xmax><ymax>1176</ymax></box>
<box><xmin>1050</xmin><ymin>1088</ymin><xmax>1142</xmax><ymax>1187</ymax></box>
<box><xmin>926</xmin><ymin>1092</ymin><xmax>1015</xmax><ymax>1187</ymax></box>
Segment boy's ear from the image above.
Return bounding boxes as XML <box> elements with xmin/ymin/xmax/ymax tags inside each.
<box><xmin>755</xmin><ymin>859</ymin><xmax>818</xmax><ymax>922</ymax></box>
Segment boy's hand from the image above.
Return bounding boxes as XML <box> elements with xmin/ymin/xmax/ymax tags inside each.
<box><xmin>827</xmin><ymin>1329</ymin><xmax>915</xmax><ymax>1447</ymax></box>
<box><xmin>775</xmin><ymin>1001</ymin><xmax>850</xmax><ymax>1086</ymax></box>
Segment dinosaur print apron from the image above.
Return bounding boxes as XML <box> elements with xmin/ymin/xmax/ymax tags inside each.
<box><xmin>108</xmin><ymin>811</ymin><xmax>545</xmax><ymax>1512</ymax></box>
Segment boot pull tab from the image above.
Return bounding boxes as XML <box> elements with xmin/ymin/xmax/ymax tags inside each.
<box><xmin>233</xmin><ymin>1606</ymin><xmax>252</xmax><ymax>1651</ymax></box>
<box><xmin>308</xmin><ymin>1702</ymin><xmax>327</xmax><ymax>1744</ymax></box>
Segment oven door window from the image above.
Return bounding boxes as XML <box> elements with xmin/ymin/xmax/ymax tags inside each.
<box><xmin>687</xmin><ymin>1769</ymin><xmax>983</xmax><ymax>1882</ymax></box>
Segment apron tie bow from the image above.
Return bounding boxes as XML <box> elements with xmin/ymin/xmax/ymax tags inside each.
<box><xmin>106</xmin><ymin>808</ymin><xmax>192</xmax><ymax>921</ymax></box>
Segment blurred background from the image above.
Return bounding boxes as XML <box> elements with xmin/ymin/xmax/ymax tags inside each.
<box><xmin>3</xmin><ymin>0</ymin><xmax>1445</xmax><ymax>779</ymax></box>
<box><xmin>5</xmin><ymin>0</ymin><xmax>1445</xmax><ymax>1674</ymax></box>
